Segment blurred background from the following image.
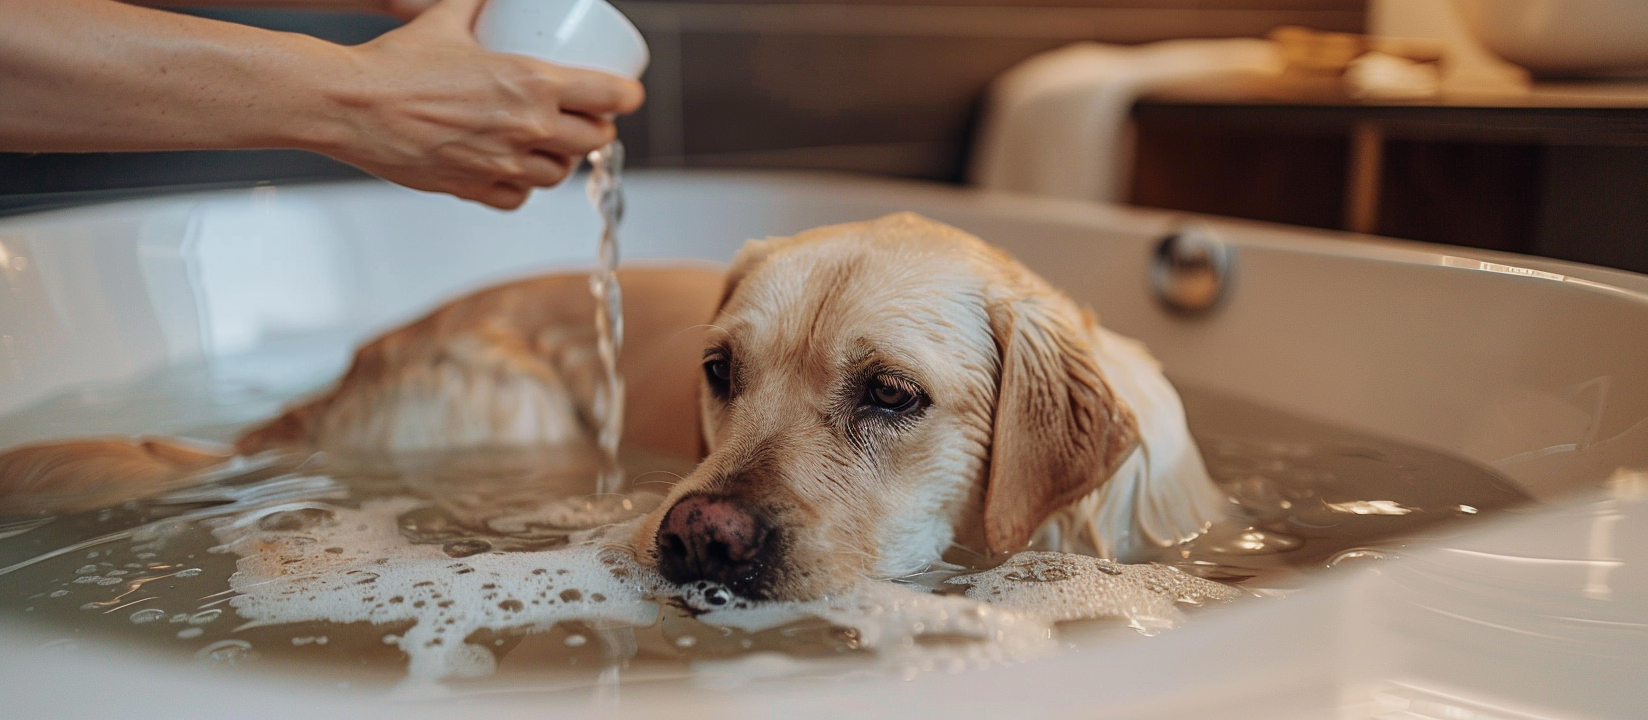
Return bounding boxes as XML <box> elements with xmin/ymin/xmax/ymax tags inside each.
<box><xmin>4</xmin><ymin>0</ymin><xmax>1646</xmax><ymax>273</ymax></box>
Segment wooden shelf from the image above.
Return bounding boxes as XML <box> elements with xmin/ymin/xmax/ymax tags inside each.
<box><xmin>1127</xmin><ymin>76</ymin><xmax>1648</xmax><ymax>272</ymax></box>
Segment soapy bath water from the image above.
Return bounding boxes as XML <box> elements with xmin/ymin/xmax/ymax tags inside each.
<box><xmin>586</xmin><ymin>142</ymin><xmax>626</xmax><ymax>496</ymax></box>
<box><xmin>0</xmin><ymin>361</ymin><xmax>1530</xmax><ymax>696</ymax></box>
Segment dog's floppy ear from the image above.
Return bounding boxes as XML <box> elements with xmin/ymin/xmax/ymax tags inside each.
<box><xmin>982</xmin><ymin>293</ymin><xmax>1140</xmax><ymax>556</ymax></box>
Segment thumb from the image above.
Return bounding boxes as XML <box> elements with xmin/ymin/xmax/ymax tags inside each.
<box><xmin>414</xmin><ymin>0</ymin><xmax>489</xmax><ymax>32</ymax></box>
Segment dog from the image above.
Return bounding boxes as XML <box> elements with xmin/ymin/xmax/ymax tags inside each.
<box><xmin>0</xmin><ymin>214</ymin><xmax>1224</xmax><ymax>600</ymax></box>
<box><xmin>630</xmin><ymin>214</ymin><xmax>1224</xmax><ymax>599</ymax></box>
<box><xmin>0</xmin><ymin>436</ymin><xmax>230</xmax><ymax>514</ymax></box>
<box><xmin>232</xmin><ymin>266</ymin><xmax>724</xmax><ymax>461</ymax></box>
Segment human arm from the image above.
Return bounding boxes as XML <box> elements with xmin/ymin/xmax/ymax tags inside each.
<box><xmin>0</xmin><ymin>0</ymin><xmax>643</xmax><ymax>208</ymax></box>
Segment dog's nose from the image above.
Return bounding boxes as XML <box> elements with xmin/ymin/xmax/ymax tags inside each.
<box><xmin>655</xmin><ymin>494</ymin><xmax>772</xmax><ymax>592</ymax></box>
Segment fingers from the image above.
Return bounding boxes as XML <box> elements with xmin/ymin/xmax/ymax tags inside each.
<box><xmin>462</xmin><ymin>153</ymin><xmax>569</xmax><ymax>209</ymax></box>
<box><xmin>534</xmin><ymin>113</ymin><xmax>615</xmax><ymax>158</ymax></box>
<box><xmin>516</xmin><ymin>150</ymin><xmax>575</xmax><ymax>187</ymax></box>
<box><xmin>469</xmin><ymin>182</ymin><xmax>531</xmax><ymax>210</ymax></box>
<box><xmin>333</xmin><ymin>14</ymin><xmax>644</xmax><ymax>209</ymax></box>
<box><xmin>361</xmin><ymin>166</ymin><xmax>534</xmax><ymax>211</ymax></box>
<box><xmin>550</xmin><ymin>64</ymin><xmax>646</xmax><ymax>116</ymax></box>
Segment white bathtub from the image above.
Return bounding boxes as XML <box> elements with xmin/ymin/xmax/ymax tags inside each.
<box><xmin>1</xmin><ymin>171</ymin><xmax>1644</xmax><ymax>718</ymax></box>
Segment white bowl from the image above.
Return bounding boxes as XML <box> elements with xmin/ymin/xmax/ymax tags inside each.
<box><xmin>1454</xmin><ymin>0</ymin><xmax>1648</xmax><ymax>77</ymax></box>
<box><xmin>474</xmin><ymin>0</ymin><xmax>649</xmax><ymax>79</ymax></box>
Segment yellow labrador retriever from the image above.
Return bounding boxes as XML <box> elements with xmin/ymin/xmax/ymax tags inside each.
<box><xmin>0</xmin><ymin>214</ymin><xmax>1223</xmax><ymax>600</ymax></box>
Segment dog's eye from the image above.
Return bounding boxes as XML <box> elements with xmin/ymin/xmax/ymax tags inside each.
<box><xmin>863</xmin><ymin>375</ymin><xmax>924</xmax><ymax>414</ymax></box>
<box><xmin>703</xmin><ymin>356</ymin><xmax>732</xmax><ymax>397</ymax></box>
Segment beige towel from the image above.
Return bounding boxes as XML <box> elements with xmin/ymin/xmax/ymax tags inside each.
<box><xmin>970</xmin><ymin>39</ymin><xmax>1285</xmax><ymax>203</ymax></box>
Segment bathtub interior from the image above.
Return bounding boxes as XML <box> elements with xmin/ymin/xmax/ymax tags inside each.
<box><xmin>0</xmin><ymin>171</ymin><xmax>1645</xmax><ymax>718</ymax></box>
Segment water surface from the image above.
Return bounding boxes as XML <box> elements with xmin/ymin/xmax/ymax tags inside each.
<box><xmin>0</xmin><ymin>359</ymin><xmax>1528</xmax><ymax>696</ymax></box>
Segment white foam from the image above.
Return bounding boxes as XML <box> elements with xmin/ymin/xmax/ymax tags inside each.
<box><xmin>678</xmin><ymin>576</ymin><xmax>1059</xmax><ymax>680</ymax></box>
<box><xmin>945</xmin><ymin>551</ymin><xmax>1244</xmax><ymax>635</ymax></box>
<box><xmin>210</xmin><ymin>493</ymin><xmax>1244</xmax><ymax>691</ymax></box>
<box><xmin>210</xmin><ymin>497</ymin><xmax>664</xmax><ymax>690</ymax></box>
<box><xmin>208</xmin><ymin>495</ymin><xmax>1056</xmax><ymax>689</ymax></box>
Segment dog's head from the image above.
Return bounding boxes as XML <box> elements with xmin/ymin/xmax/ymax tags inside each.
<box><xmin>632</xmin><ymin>213</ymin><xmax>1139</xmax><ymax>600</ymax></box>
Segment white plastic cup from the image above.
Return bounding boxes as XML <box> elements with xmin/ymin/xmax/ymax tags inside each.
<box><xmin>474</xmin><ymin>0</ymin><xmax>650</xmax><ymax>79</ymax></box>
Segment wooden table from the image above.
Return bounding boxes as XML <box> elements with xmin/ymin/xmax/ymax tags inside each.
<box><xmin>1128</xmin><ymin>75</ymin><xmax>1648</xmax><ymax>272</ymax></box>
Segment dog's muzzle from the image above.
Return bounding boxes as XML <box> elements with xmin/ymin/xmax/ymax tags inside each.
<box><xmin>654</xmin><ymin>493</ymin><xmax>777</xmax><ymax>597</ymax></box>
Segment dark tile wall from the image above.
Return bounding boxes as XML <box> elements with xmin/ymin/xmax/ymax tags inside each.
<box><xmin>617</xmin><ymin>0</ymin><xmax>1365</xmax><ymax>180</ymax></box>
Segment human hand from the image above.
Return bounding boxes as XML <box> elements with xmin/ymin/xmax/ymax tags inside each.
<box><xmin>319</xmin><ymin>0</ymin><xmax>645</xmax><ymax>209</ymax></box>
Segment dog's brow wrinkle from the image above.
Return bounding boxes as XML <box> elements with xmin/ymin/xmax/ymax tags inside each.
<box><xmin>803</xmin><ymin>256</ymin><xmax>863</xmax><ymax>350</ymax></box>
<box><xmin>714</xmin><ymin>308</ymin><xmax>755</xmax><ymax>331</ymax></box>
<box><xmin>844</xmin><ymin>344</ymin><xmax>876</xmax><ymax>368</ymax></box>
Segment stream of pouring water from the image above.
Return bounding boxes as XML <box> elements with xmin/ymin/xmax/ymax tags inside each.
<box><xmin>584</xmin><ymin>141</ymin><xmax>632</xmax><ymax>700</ymax></box>
<box><xmin>585</xmin><ymin>142</ymin><xmax>626</xmax><ymax>497</ymax></box>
